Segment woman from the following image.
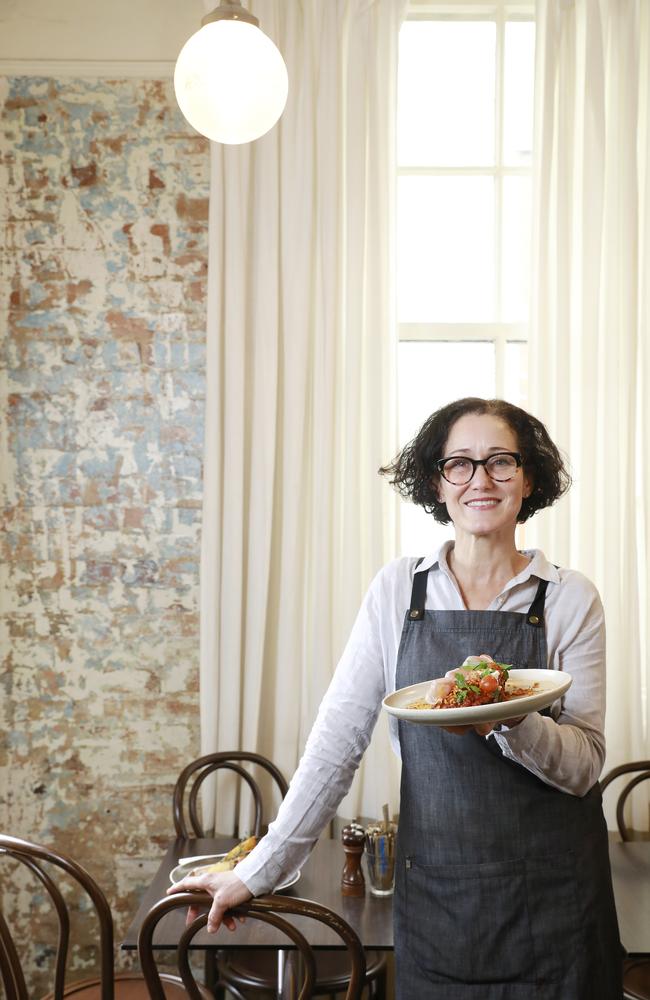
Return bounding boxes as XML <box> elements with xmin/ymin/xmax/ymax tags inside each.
<box><xmin>169</xmin><ymin>397</ymin><xmax>622</xmax><ymax>999</ymax></box>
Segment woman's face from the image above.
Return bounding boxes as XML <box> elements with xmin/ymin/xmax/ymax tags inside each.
<box><xmin>436</xmin><ymin>412</ymin><xmax>533</xmax><ymax>539</ymax></box>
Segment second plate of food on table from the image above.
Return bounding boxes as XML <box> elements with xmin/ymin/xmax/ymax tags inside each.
<box><xmin>170</xmin><ymin>836</ymin><xmax>301</xmax><ymax>892</ymax></box>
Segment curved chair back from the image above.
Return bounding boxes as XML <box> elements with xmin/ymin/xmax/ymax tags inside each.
<box><xmin>138</xmin><ymin>891</ymin><xmax>366</xmax><ymax>1000</ymax></box>
<box><xmin>0</xmin><ymin>836</ymin><xmax>211</xmax><ymax>1000</ymax></box>
<box><xmin>0</xmin><ymin>834</ymin><xmax>115</xmax><ymax>1000</ymax></box>
<box><xmin>623</xmin><ymin>956</ymin><xmax>650</xmax><ymax>1000</ymax></box>
<box><xmin>173</xmin><ymin>751</ymin><xmax>289</xmax><ymax>838</ymax></box>
<box><xmin>600</xmin><ymin>760</ymin><xmax>650</xmax><ymax>840</ymax></box>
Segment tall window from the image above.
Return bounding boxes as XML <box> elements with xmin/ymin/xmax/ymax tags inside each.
<box><xmin>397</xmin><ymin>2</ymin><xmax>535</xmax><ymax>555</ymax></box>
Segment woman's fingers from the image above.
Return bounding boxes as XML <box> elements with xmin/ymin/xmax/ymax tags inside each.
<box><xmin>165</xmin><ymin>873</ymin><xmax>213</xmax><ymax>927</ymax></box>
<box><xmin>210</xmin><ymin>896</ymin><xmax>238</xmax><ymax>933</ymax></box>
<box><xmin>165</xmin><ymin>871</ymin><xmax>253</xmax><ymax>934</ymax></box>
<box><xmin>442</xmin><ymin>717</ymin><xmax>526</xmax><ymax>737</ymax></box>
<box><xmin>473</xmin><ymin>722</ymin><xmax>494</xmax><ymax>736</ymax></box>
<box><xmin>441</xmin><ymin>723</ymin><xmax>494</xmax><ymax>736</ymax></box>
<box><xmin>166</xmin><ymin>872</ymin><xmax>210</xmax><ymax>896</ymax></box>
<box><xmin>186</xmin><ymin>902</ymin><xmax>204</xmax><ymax>924</ymax></box>
<box><xmin>501</xmin><ymin>715</ymin><xmax>525</xmax><ymax>728</ymax></box>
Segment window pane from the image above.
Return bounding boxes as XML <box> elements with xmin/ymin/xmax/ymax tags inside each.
<box><xmin>501</xmin><ymin>175</ymin><xmax>532</xmax><ymax>321</ymax></box>
<box><xmin>398</xmin><ymin>21</ymin><xmax>496</xmax><ymax>166</ymax></box>
<box><xmin>397</xmin><ymin>341</ymin><xmax>496</xmax><ymax>556</ymax></box>
<box><xmin>398</xmin><ymin>176</ymin><xmax>495</xmax><ymax>322</ymax></box>
<box><xmin>503</xmin><ymin>21</ymin><xmax>535</xmax><ymax>166</ymax></box>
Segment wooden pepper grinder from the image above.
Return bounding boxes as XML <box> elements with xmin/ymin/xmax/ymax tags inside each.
<box><xmin>341</xmin><ymin>821</ymin><xmax>366</xmax><ymax>896</ymax></box>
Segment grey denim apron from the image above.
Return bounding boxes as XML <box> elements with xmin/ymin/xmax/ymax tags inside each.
<box><xmin>393</xmin><ymin>562</ymin><xmax>622</xmax><ymax>1000</ymax></box>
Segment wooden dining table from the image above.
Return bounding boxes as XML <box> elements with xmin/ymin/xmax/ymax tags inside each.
<box><xmin>121</xmin><ymin>835</ymin><xmax>650</xmax><ymax>984</ymax></box>
<box><xmin>121</xmin><ymin>835</ymin><xmax>393</xmax><ymax>993</ymax></box>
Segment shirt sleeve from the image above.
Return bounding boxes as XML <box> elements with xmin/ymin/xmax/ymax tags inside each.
<box><xmin>234</xmin><ymin>570</ymin><xmax>389</xmax><ymax>896</ymax></box>
<box><xmin>492</xmin><ymin>570</ymin><xmax>606</xmax><ymax>797</ymax></box>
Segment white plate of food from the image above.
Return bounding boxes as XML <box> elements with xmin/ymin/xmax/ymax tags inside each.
<box><xmin>383</xmin><ymin>668</ymin><xmax>572</xmax><ymax>726</ymax></box>
<box><xmin>170</xmin><ymin>835</ymin><xmax>258</xmax><ymax>887</ymax></box>
<box><xmin>170</xmin><ymin>854</ymin><xmax>227</xmax><ymax>885</ymax></box>
<box><xmin>169</xmin><ymin>856</ymin><xmax>300</xmax><ymax>893</ymax></box>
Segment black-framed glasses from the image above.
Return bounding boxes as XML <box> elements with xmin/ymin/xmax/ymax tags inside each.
<box><xmin>436</xmin><ymin>451</ymin><xmax>522</xmax><ymax>486</ymax></box>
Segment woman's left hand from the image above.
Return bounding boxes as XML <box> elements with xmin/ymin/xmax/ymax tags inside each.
<box><xmin>443</xmin><ymin>716</ymin><xmax>525</xmax><ymax>737</ymax></box>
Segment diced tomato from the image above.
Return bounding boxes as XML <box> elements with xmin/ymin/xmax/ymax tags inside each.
<box><xmin>479</xmin><ymin>674</ymin><xmax>498</xmax><ymax>694</ymax></box>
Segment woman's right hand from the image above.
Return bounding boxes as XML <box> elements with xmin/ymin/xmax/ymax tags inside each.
<box><xmin>166</xmin><ymin>869</ymin><xmax>253</xmax><ymax>933</ymax></box>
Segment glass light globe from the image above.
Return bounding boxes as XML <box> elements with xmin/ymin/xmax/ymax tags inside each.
<box><xmin>174</xmin><ymin>19</ymin><xmax>288</xmax><ymax>145</ymax></box>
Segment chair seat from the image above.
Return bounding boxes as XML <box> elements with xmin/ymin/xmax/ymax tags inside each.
<box><xmin>624</xmin><ymin>957</ymin><xmax>650</xmax><ymax>1000</ymax></box>
<box><xmin>41</xmin><ymin>972</ymin><xmax>213</xmax><ymax>1000</ymax></box>
<box><xmin>221</xmin><ymin>948</ymin><xmax>387</xmax><ymax>995</ymax></box>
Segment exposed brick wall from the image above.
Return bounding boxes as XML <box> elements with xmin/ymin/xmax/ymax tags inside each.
<box><xmin>0</xmin><ymin>75</ymin><xmax>209</xmax><ymax>992</ymax></box>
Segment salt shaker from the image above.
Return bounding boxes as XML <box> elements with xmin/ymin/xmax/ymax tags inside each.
<box><xmin>340</xmin><ymin>821</ymin><xmax>365</xmax><ymax>896</ymax></box>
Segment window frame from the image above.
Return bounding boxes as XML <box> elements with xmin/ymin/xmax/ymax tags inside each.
<box><xmin>398</xmin><ymin>0</ymin><xmax>535</xmax><ymax>399</ymax></box>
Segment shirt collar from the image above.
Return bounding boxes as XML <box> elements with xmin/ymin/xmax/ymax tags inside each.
<box><xmin>416</xmin><ymin>539</ymin><xmax>453</xmax><ymax>574</ymax></box>
<box><xmin>521</xmin><ymin>549</ymin><xmax>561</xmax><ymax>584</ymax></box>
<box><xmin>419</xmin><ymin>542</ymin><xmax>560</xmax><ymax>586</ymax></box>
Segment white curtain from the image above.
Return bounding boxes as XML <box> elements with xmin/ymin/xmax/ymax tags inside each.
<box><xmin>528</xmin><ymin>0</ymin><xmax>650</xmax><ymax>819</ymax></box>
<box><xmin>200</xmin><ymin>0</ymin><xmax>407</xmax><ymax>832</ymax></box>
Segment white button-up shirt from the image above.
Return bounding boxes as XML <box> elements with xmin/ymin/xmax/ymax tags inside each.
<box><xmin>236</xmin><ymin>543</ymin><xmax>606</xmax><ymax>896</ymax></box>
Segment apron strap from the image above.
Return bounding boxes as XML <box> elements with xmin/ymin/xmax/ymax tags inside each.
<box><xmin>408</xmin><ymin>558</ymin><xmax>427</xmax><ymax>621</ymax></box>
<box><xmin>526</xmin><ymin>578</ymin><xmax>549</xmax><ymax>627</ymax></box>
<box><xmin>409</xmin><ymin>563</ymin><xmax>551</xmax><ymax>626</ymax></box>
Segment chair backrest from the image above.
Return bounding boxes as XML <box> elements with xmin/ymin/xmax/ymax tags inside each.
<box><xmin>173</xmin><ymin>751</ymin><xmax>289</xmax><ymax>838</ymax></box>
<box><xmin>0</xmin><ymin>834</ymin><xmax>114</xmax><ymax>1000</ymax></box>
<box><xmin>137</xmin><ymin>891</ymin><xmax>367</xmax><ymax>1000</ymax></box>
<box><xmin>600</xmin><ymin>760</ymin><xmax>650</xmax><ymax>840</ymax></box>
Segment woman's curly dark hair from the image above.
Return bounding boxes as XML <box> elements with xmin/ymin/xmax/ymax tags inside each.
<box><xmin>379</xmin><ymin>397</ymin><xmax>571</xmax><ymax>525</ymax></box>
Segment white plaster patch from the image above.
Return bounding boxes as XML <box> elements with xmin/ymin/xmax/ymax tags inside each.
<box><xmin>59</xmin><ymin>189</ymin><xmax>105</xmax><ymax>251</ymax></box>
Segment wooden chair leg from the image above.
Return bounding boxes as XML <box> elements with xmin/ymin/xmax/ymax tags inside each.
<box><xmin>204</xmin><ymin>950</ymin><xmax>222</xmax><ymax>997</ymax></box>
<box><xmin>370</xmin><ymin>959</ymin><xmax>387</xmax><ymax>999</ymax></box>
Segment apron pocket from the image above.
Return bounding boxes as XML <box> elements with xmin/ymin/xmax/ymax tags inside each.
<box><xmin>403</xmin><ymin>852</ymin><xmax>578</xmax><ymax>986</ymax></box>
<box><xmin>524</xmin><ymin>851</ymin><xmax>580</xmax><ymax>985</ymax></box>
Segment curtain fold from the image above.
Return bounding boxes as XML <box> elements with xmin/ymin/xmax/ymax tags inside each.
<box><xmin>200</xmin><ymin>0</ymin><xmax>407</xmax><ymax>832</ymax></box>
<box><xmin>529</xmin><ymin>0</ymin><xmax>650</xmax><ymax>815</ymax></box>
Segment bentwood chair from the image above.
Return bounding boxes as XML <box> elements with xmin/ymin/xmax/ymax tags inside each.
<box><xmin>599</xmin><ymin>760</ymin><xmax>650</xmax><ymax>841</ymax></box>
<box><xmin>600</xmin><ymin>761</ymin><xmax>650</xmax><ymax>1000</ymax></box>
<box><xmin>623</xmin><ymin>960</ymin><xmax>650</xmax><ymax>1000</ymax></box>
<box><xmin>173</xmin><ymin>752</ymin><xmax>290</xmax><ymax>839</ymax></box>
<box><xmin>173</xmin><ymin>753</ymin><xmax>387</xmax><ymax>998</ymax></box>
<box><xmin>138</xmin><ymin>891</ymin><xmax>367</xmax><ymax>1000</ymax></box>
<box><xmin>0</xmin><ymin>834</ymin><xmax>211</xmax><ymax>1000</ymax></box>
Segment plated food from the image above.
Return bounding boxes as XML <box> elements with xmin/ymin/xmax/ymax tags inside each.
<box><xmin>406</xmin><ymin>654</ymin><xmax>534</xmax><ymax>711</ymax></box>
<box><xmin>169</xmin><ymin>836</ymin><xmax>300</xmax><ymax>892</ymax></box>
<box><xmin>186</xmin><ymin>835</ymin><xmax>258</xmax><ymax>876</ymax></box>
<box><xmin>383</xmin><ymin>665</ymin><xmax>572</xmax><ymax>727</ymax></box>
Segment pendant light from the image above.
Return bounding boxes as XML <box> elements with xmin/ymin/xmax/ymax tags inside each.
<box><xmin>174</xmin><ymin>0</ymin><xmax>288</xmax><ymax>145</ymax></box>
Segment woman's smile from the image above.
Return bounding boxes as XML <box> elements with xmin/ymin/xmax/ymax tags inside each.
<box><xmin>464</xmin><ymin>496</ymin><xmax>501</xmax><ymax>509</ymax></box>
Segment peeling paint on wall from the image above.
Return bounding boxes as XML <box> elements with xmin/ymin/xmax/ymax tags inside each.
<box><xmin>0</xmin><ymin>75</ymin><xmax>209</xmax><ymax>993</ymax></box>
